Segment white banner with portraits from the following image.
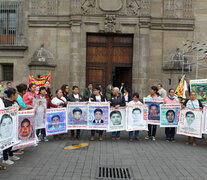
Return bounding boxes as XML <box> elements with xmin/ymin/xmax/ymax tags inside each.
<box><xmin>107</xmin><ymin>107</ymin><xmax>126</xmax><ymax>132</ymax></box>
<box><xmin>88</xmin><ymin>102</ymin><xmax>109</xmax><ymax>130</ymax></box>
<box><xmin>126</xmin><ymin>105</ymin><xmax>148</xmax><ymax>131</ymax></box>
<box><xmin>13</xmin><ymin>110</ymin><xmax>36</xmax><ymax>150</ymax></box>
<box><xmin>160</xmin><ymin>104</ymin><xmax>181</xmax><ymax>127</ymax></box>
<box><xmin>67</xmin><ymin>102</ymin><xmax>88</xmax><ymax>129</ymax></box>
<box><xmin>33</xmin><ymin>98</ymin><xmax>47</xmax><ymax>129</ymax></box>
<box><xmin>177</xmin><ymin>109</ymin><xmax>203</xmax><ymax>138</ymax></box>
<box><xmin>0</xmin><ymin>106</ymin><xmax>19</xmax><ymax>151</ymax></box>
<box><xmin>46</xmin><ymin>108</ymin><xmax>67</xmax><ymax>136</ymax></box>
<box><xmin>143</xmin><ymin>98</ymin><xmax>164</xmax><ymax>125</ymax></box>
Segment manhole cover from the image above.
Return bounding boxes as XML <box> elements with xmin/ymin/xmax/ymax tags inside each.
<box><xmin>96</xmin><ymin>166</ymin><xmax>134</xmax><ymax>179</ymax></box>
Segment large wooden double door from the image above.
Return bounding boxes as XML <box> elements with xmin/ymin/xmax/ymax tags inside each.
<box><xmin>86</xmin><ymin>34</ymin><xmax>133</xmax><ymax>92</ymax></box>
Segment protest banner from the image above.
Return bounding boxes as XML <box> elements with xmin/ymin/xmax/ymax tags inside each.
<box><xmin>46</xmin><ymin>108</ymin><xmax>67</xmax><ymax>136</ymax></box>
<box><xmin>190</xmin><ymin>79</ymin><xmax>207</xmax><ymax>105</ymax></box>
<box><xmin>143</xmin><ymin>98</ymin><xmax>164</xmax><ymax>125</ymax></box>
<box><xmin>177</xmin><ymin>109</ymin><xmax>202</xmax><ymax>138</ymax></box>
<box><xmin>126</xmin><ymin>104</ymin><xmax>148</xmax><ymax>131</ymax></box>
<box><xmin>160</xmin><ymin>104</ymin><xmax>181</xmax><ymax>127</ymax></box>
<box><xmin>88</xmin><ymin>102</ymin><xmax>109</xmax><ymax>130</ymax></box>
<box><xmin>33</xmin><ymin>98</ymin><xmax>47</xmax><ymax>129</ymax></box>
<box><xmin>203</xmin><ymin>105</ymin><xmax>207</xmax><ymax>134</ymax></box>
<box><xmin>0</xmin><ymin>106</ymin><xmax>19</xmax><ymax>151</ymax></box>
<box><xmin>67</xmin><ymin>102</ymin><xmax>88</xmax><ymax>129</ymax></box>
<box><xmin>28</xmin><ymin>71</ymin><xmax>51</xmax><ymax>94</ymax></box>
<box><xmin>13</xmin><ymin>110</ymin><xmax>36</xmax><ymax>150</ymax></box>
<box><xmin>107</xmin><ymin>107</ymin><xmax>126</xmax><ymax>132</ymax></box>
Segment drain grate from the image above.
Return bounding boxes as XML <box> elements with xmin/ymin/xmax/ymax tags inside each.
<box><xmin>96</xmin><ymin>166</ymin><xmax>134</xmax><ymax>179</ymax></box>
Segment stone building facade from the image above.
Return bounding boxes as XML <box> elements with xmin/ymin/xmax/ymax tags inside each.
<box><xmin>0</xmin><ymin>0</ymin><xmax>207</xmax><ymax>97</ymax></box>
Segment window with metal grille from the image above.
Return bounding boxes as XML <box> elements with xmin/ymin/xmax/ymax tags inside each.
<box><xmin>2</xmin><ymin>64</ymin><xmax>13</xmax><ymax>81</ymax></box>
<box><xmin>0</xmin><ymin>1</ymin><xmax>23</xmax><ymax>45</ymax></box>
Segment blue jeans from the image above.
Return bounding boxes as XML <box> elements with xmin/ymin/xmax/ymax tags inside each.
<box><xmin>91</xmin><ymin>130</ymin><xmax>103</xmax><ymax>136</ymax></box>
<box><xmin>129</xmin><ymin>131</ymin><xmax>139</xmax><ymax>138</ymax></box>
<box><xmin>112</xmin><ymin>131</ymin><xmax>120</xmax><ymax>137</ymax></box>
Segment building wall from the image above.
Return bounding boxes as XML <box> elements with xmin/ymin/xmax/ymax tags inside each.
<box><xmin>0</xmin><ymin>0</ymin><xmax>207</xmax><ymax>97</ymax></box>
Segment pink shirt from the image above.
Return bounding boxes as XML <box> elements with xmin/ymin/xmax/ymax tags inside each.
<box><xmin>23</xmin><ymin>92</ymin><xmax>36</xmax><ymax>105</ymax></box>
<box><xmin>164</xmin><ymin>96</ymin><xmax>180</xmax><ymax>104</ymax></box>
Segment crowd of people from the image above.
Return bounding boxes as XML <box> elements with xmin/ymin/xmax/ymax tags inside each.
<box><xmin>0</xmin><ymin>80</ymin><xmax>204</xmax><ymax>170</ymax></box>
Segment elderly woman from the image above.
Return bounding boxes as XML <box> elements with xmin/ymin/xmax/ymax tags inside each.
<box><xmin>110</xmin><ymin>87</ymin><xmax>126</xmax><ymax>140</ymax></box>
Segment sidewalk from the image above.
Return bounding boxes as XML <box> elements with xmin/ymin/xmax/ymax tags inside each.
<box><xmin>1</xmin><ymin>128</ymin><xmax>207</xmax><ymax>180</ymax></box>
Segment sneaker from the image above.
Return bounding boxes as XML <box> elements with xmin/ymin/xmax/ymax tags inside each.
<box><xmin>9</xmin><ymin>155</ymin><xmax>20</xmax><ymax>161</ymax></box>
<box><xmin>145</xmin><ymin>136</ymin><xmax>150</xmax><ymax>140</ymax></box>
<box><xmin>166</xmin><ymin>138</ymin><xmax>170</xmax><ymax>142</ymax></box>
<box><xmin>135</xmin><ymin>137</ymin><xmax>141</xmax><ymax>141</ymax></box>
<box><xmin>116</xmin><ymin>136</ymin><xmax>120</xmax><ymax>140</ymax></box>
<box><xmin>43</xmin><ymin>137</ymin><xmax>49</xmax><ymax>142</ymax></box>
<box><xmin>98</xmin><ymin>136</ymin><xmax>103</xmax><ymax>141</ymax></box>
<box><xmin>2</xmin><ymin>159</ymin><xmax>14</xmax><ymax>165</ymax></box>
<box><xmin>171</xmin><ymin>138</ymin><xmax>175</xmax><ymax>142</ymax></box>
<box><xmin>13</xmin><ymin>149</ymin><xmax>24</xmax><ymax>155</ymax></box>
<box><xmin>152</xmin><ymin>136</ymin><xmax>156</xmax><ymax>141</ymax></box>
<box><xmin>90</xmin><ymin>136</ymin><xmax>95</xmax><ymax>141</ymax></box>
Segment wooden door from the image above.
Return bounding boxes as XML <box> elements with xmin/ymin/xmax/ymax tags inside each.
<box><xmin>86</xmin><ymin>34</ymin><xmax>133</xmax><ymax>92</ymax></box>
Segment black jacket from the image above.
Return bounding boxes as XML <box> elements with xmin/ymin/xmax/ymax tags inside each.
<box><xmin>90</xmin><ymin>94</ymin><xmax>105</xmax><ymax>102</ymax></box>
<box><xmin>110</xmin><ymin>94</ymin><xmax>126</xmax><ymax>107</ymax></box>
<box><xmin>68</xmin><ymin>94</ymin><xmax>84</xmax><ymax>102</ymax></box>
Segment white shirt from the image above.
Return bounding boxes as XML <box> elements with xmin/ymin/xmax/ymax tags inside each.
<box><xmin>51</xmin><ymin>97</ymin><xmax>66</xmax><ymax>106</ymax></box>
<box><xmin>124</xmin><ymin>94</ymin><xmax>129</xmax><ymax>102</ymax></box>
<box><xmin>128</xmin><ymin>100</ymin><xmax>142</xmax><ymax>105</ymax></box>
<box><xmin>0</xmin><ymin>98</ymin><xmax>5</xmax><ymax>109</ymax></box>
<box><xmin>73</xmin><ymin>94</ymin><xmax>79</xmax><ymax>99</ymax></box>
<box><xmin>95</xmin><ymin>95</ymin><xmax>101</xmax><ymax>102</ymax></box>
<box><xmin>185</xmin><ymin>99</ymin><xmax>200</xmax><ymax>109</ymax></box>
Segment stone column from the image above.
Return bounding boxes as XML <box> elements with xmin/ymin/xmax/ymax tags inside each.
<box><xmin>69</xmin><ymin>16</ymin><xmax>85</xmax><ymax>90</ymax></box>
<box><xmin>138</xmin><ymin>27</ymin><xmax>150</xmax><ymax>98</ymax></box>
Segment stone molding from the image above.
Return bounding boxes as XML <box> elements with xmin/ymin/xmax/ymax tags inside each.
<box><xmin>28</xmin><ymin>15</ymin><xmax>195</xmax><ymax>31</ymax></box>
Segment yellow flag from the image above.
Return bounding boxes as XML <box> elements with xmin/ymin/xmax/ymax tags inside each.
<box><xmin>175</xmin><ymin>75</ymin><xmax>185</xmax><ymax>98</ymax></box>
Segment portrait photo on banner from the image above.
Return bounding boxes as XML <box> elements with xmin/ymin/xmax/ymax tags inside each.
<box><xmin>13</xmin><ymin>110</ymin><xmax>36</xmax><ymax>150</ymax></box>
<box><xmin>33</xmin><ymin>98</ymin><xmax>47</xmax><ymax>129</ymax></box>
<box><xmin>88</xmin><ymin>102</ymin><xmax>109</xmax><ymax>130</ymax></box>
<box><xmin>46</xmin><ymin>108</ymin><xmax>67</xmax><ymax>136</ymax></box>
<box><xmin>177</xmin><ymin>109</ymin><xmax>202</xmax><ymax>138</ymax></box>
<box><xmin>160</xmin><ymin>104</ymin><xmax>181</xmax><ymax>127</ymax></box>
<box><xmin>67</xmin><ymin>102</ymin><xmax>88</xmax><ymax>129</ymax></box>
<box><xmin>190</xmin><ymin>79</ymin><xmax>207</xmax><ymax>105</ymax></box>
<box><xmin>107</xmin><ymin>107</ymin><xmax>126</xmax><ymax>132</ymax></box>
<box><xmin>143</xmin><ymin>98</ymin><xmax>164</xmax><ymax>125</ymax></box>
<box><xmin>0</xmin><ymin>107</ymin><xmax>19</xmax><ymax>151</ymax></box>
<box><xmin>126</xmin><ymin>105</ymin><xmax>148</xmax><ymax>131</ymax></box>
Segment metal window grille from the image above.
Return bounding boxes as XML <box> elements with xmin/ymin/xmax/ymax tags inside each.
<box><xmin>2</xmin><ymin>64</ymin><xmax>13</xmax><ymax>81</ymax></box>
<box><xmin>0</xmin><ymin>1</ymin><xmax>23</xmax><ymax>46</ymax></box>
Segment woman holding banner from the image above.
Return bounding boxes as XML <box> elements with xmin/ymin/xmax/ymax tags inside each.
<box><xmin>183</xmin><ymin>91</ymin><xmax>203</xmax><ymax>146</ymax></box>
<box><xmin>90</xmin><ymin>87</ymin><xmax>106</xmax><ymax>141</ymax></box>
<box><xmin>145</xmin><ymin>86</ymin><xmax>161</xmax><ymax>141</ymax></box>
<box><xmin>23</xmin><ymin>83</ymin><xmax>36</xmax><ymax>106</ymax></box>
<box><xmin>2</xmin><ymin>88</ymin><xmax>20</xmax><ymax>165</ymax></box>
<box><xmin>110</xmin><ymin>87</ymin><xmax>126</xmax><ymax>140</ymax></box>
<box><xmin>51</xmin><ymin>89</ymin><xmax>67</xmax><ymax>140</ymax></box>
<box><xmin>164</xmin><ymin>89</ymin><xmax>180</xmax><ymax>142</ymax></box>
